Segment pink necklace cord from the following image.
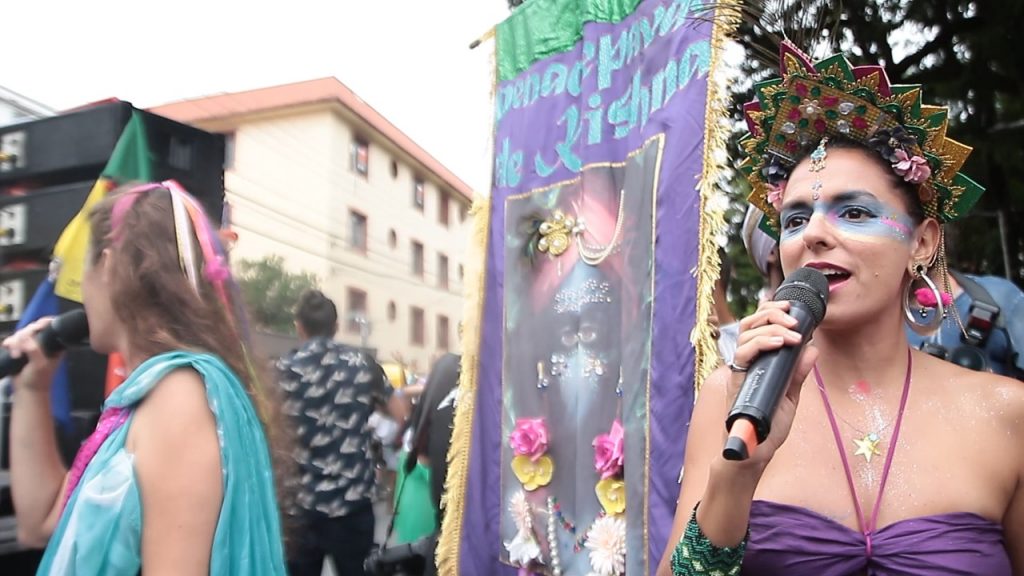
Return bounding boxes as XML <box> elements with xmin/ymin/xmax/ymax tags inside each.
<box><xmin>814</xmin><ymin>347</ymin><xmax>913</xmax><ymax>558</ymax></box>
<box><xmin>62</xmin><ymin>406</ymin><xmax>131</xmax><ymax>510</ymax></box>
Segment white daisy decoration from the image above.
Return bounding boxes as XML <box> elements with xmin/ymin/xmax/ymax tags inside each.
<box><xmin>585</xmin><ymin>515</ymin><xmax>626</xmax><ymax>576</ymax></box>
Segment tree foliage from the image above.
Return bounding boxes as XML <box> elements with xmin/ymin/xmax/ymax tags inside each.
<box><xmin>723</xmin><ymin>0</ymin><xmax>1024</xmax><ymax>316</ymax></box>
<box><xmin>235</xmin><ymin>256</ymin><xmax>319</xmax><ymax>335</ymax></box>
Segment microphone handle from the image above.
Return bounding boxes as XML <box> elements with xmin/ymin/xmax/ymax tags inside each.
<box><xmin>0</xmin><ymin>313</ymin><xmax>84</xmax><ymax>379</ymax></box>
<box><xmin>0</xmin><ymin>353</ymin><xmax>29</xmax><ymax>379</ymax></box>
<box><xmin>726</xmin><ymin>301</ymin><xmax>817</xmax><ymax>443</ymax></box>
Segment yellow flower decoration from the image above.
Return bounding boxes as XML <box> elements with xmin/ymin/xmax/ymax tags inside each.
<box><xmin>595</xmin><ymin>477</ymin><xmax>626</xmax><ymax>515</ymax></box>
<box><xmin>511</xmin><ymin>455</ymin><xmax>554</xmax><ymax>491</ymax></box>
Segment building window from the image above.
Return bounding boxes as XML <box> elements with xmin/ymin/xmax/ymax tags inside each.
<box><xmin>413</xmin><ymin>178</ymin><xmax>425</xmax><ymax>211</ymax></box>
<box><xmin>388</xmin><ymin>301</ymin><xmax>397</xmax><ymax>321</ymax></box>
<box><xmin>351</xmin><ymin>138</ymin><xmax>369</xmax><ymax>176</ymax></box>
<box><xmin>459</xmin><ymin>203</ymin><xmax>468</xmax><ymax>223</ymax></box>
<box><xmin>458</xmin><ymin>264</ymin><xmax>464</xmax><ymax>283</ymax></box>
<box><xmin>437</xmin><ymin>315</ymin><xmax>450</xmax><ymax>350</ymax></box>
<box><xmin>388</xmin><ymin>229</ymin><xmax>398</xmax><ymax>249</ymax></box>
<box><xmin>390</xmin><ymin>160</ymin><xmax>399</xmax><ymax>179</ymax></box>
<box><xmin>349</xmin><ymin>210</ymin><xmax>368</xmax><ymax>254</ymax></box>
<box><xmin>411</xmin><ymin>307</ymin><xmax>425</xmax><ymax>346</ymax></box>
<box><xmin>411</xmin><ymin>241</ymin><xmax>424</xmax><ymax>277</ymax></box>
<box><xmin>223</xmin><ymin>132</ymin><xmax>235</xmax><ymax>170</ymax></box>
<box><xmin>438</xmin><ymin>253</ymin><xmax>449</xmax><ymax>290</ymax></box>
<box><xmin>347</xmin><ymin>288</ymin><xmax>368</xmax><ymax>334</ymax></box>
<box><xmin>438</xmin><ymin>192</ymin><xmax>450</xmax><ymax>227</ymax></box>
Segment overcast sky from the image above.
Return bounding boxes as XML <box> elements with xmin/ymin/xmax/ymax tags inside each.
<box><xmin>5</xmin><ymin>0</ymin><xmax>510</xmax><ymax>194</ymax></box>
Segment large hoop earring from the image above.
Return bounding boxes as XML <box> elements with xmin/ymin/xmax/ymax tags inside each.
<box><xmin>903</xmin><ymin>262</ymin><xmax>944</xmax><ymax>335</ymax></box>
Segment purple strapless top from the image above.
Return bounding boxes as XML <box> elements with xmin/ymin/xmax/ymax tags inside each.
<box><xmin>742</xmin><ymin>500</ymin><xmax>1011</xmax><ymax>576</ymax></box>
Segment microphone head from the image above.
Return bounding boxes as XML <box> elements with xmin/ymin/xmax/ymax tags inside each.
<box><xmin>773</xmin><ymin>267</ymin><xmax>829</xmax><ymax>325</ymax></box>
<box><xmin>50</xmin><ymin>309</ymin><xmax>90</xmax><ymax>347</ymax></box>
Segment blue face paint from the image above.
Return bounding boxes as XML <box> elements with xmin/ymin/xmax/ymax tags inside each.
<box><xmin>779</xmin><ymin>191</ymin><xmax>916</xmax><ymax>244</ymax></box>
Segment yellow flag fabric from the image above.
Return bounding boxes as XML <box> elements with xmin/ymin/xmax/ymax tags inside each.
<box><xmin>54</xmin><ymin>110</ymin><xmax>152</xmax><ymax>302</ymax></box>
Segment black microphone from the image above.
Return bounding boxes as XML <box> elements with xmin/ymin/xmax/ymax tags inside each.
<box><xmin>723</xmin><ymin>268</ymin><xmax>829</xmax><ymax>461</ymax></box>
<box><xmin>0</xmin><ymin>309</ymin><xmax>90</xmax><ymax>379</ymax></box>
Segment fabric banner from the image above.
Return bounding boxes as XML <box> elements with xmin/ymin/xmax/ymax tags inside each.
<box><xmin>440</xmin><ymin>1</ymin><xmax>736</xmax><ymax>574</ymax></box>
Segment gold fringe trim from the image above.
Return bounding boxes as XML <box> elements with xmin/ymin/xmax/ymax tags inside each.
<box><xmin>690</xmin><ymin>4</ymin><xmax>742</xmax><ymax>395</ymax></box>
<box><xmin>436</xmin><ymin>35</ymin><xmax>498</xmax><ymax>574</ymax></box>
<box><xmin>436</xmin><ymin>192</ymin><xmax>492</xmax><ymax>576</ymax></box>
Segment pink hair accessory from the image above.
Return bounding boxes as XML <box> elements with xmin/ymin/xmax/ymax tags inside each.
<box><xmin>203</xmin><ymin>255</ymin><xmax>231</xmax><ymax>284</ymax></box>
<box><xmin>892</xmin><ymin>149</ymin><xmax>932</xmax><ymax>184</ymax></box>
<box><xmin>914</xmin><ymin>287</ymin><xmax>952</xmax><ymax>308</ymax></box>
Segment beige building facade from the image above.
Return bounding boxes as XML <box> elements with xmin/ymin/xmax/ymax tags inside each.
<box><xmin>152</xmin><ymin>78</ymin><xmax>472</xmax><ymax>373</ymax></box>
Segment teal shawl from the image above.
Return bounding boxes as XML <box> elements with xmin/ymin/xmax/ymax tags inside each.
<box><xmin>37</xmin><ymin>351</ymin><xmax>286</xmax><ymax>575</ymax></box>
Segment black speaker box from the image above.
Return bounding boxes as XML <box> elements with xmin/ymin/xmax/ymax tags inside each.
<box><xmin>0</xmin><ymin>102</ymin><xmax>129</xmax><ymax>186</ymax></box>
<box><xmin>0</xmin><ymin>181</ymin><xmax>92</xmax><ymax>261</ymax></box>
<box><xmin>0</xmin><ymin>100</ymin><xmax>224</xmax><ymax>225</ymax></box>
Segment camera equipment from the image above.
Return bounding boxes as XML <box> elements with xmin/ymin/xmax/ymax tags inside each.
<box><xmin>363</xmin><ymin>534</ymin><xmax>435</xmax><ymax>576</ymax></box>
<box><xmin>918</xmin><ymin>272</ymin><xmax>1006</xmax><ymax>373</ymax></box>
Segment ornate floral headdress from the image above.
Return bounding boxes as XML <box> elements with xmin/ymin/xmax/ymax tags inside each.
<box><xmin>738</xmin><ymin>41</ymin><xmax>985</xmax><ymax>238</ymax></box>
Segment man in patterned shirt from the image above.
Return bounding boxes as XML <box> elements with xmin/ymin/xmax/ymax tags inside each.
<box><xmin>277</xmin><ymin>290</ymin><xmax>409</xmax><ymax>576</ymax></box>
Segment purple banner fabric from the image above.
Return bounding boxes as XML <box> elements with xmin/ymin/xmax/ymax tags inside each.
<box><xmin>461</xmin><ymin>1</ymin><xmax>714</xmax><ymax>573</ymax></box>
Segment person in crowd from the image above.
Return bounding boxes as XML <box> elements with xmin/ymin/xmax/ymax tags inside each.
<box><xmin>402</xmin><ymin>351</ymin><xmax>460</xmax><ymax>576</ymax></box>
<box><xmin>277</xmin><ymin>289</ymin><xmax>409</xmax><ymax>576</ymax></box>
<box><xmin>741</xmin><ymin>204</ymin><xmax>785</xmax><ymax>305</ymax></box>
<box><xmin>7</xmin><ymin>181</ymin><xmax>289</xmax><ymax>574</ymax></box>
<box><xmin>659</xmin><ymin>42</ymin><xmax>1023</xmax><ymax>575</ymax></box>
<box><xmin>713</xmin><ymin>248</ymin><xmax>740</xmax><ymax>364</ymax></box>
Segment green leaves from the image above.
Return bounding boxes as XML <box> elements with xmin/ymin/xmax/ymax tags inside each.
<box><xmin>235</xmin><ymin>256</ymin><xmax>319</xmax><ymax>335</ymax></box>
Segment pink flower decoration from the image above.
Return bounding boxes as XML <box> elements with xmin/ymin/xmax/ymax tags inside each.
<box><xmin>593</xmin><ymin>420</ymin><xmax>625</xmax><ymax>479</ymax></box>
<box><xmin>915</xmin><ymin>287</ymin><xmax>953</xmax><ymax>308</ymax></box>
<box><xmin>892</xmin><ymin>149</ymin><xmax>932</xmax><ymax>184</ymax></box>
<box><xmin>766</xmin><ymin>181</ymin><xmax>787</xmax><ymax>212</ymax></box>
<box><xmin>510</xmin><ymin>418</ymin><xmax>549</xmax><ymax>462</ymax></box>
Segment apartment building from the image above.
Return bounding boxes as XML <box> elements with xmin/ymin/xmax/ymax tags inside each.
<box><xmin>151</xmin><ymin>78</ymin><xmax>472</xmax><ymax>372</ymax></box>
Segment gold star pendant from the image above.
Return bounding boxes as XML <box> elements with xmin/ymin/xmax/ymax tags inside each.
<box><xmin>852</xmin><ymin>433</ymin><xmax>882</xmax><ymax>463</ymax></box>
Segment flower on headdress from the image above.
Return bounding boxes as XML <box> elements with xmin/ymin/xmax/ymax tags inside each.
<box><xmin>868</xmin><ymin>126</ymin><xmax>918</xmax><ymax>164</ymax></box>
<box><xmin>593</xmin><ymin>420</ymin><xmax>624</xmax><ymax>480</ymax></box>
<box><xmin>766</xmin><ymin>181</ymin><xmax>787</xmax><ymax>211</ymax></box>
<box><xmin>801</xmin><ymin>99</ymin><xmax>822</xmax><ymax>118</ymax></box>
<box><xmin>585</xmin><ymin>515</ymin><xmax>626</xmax><ymax>576</ymax></box>
<box><xmin>510</xmin><ymin>418</ymin><xmax>549</xmax><ymax>461</ymax></box>
<box><xmin>892</xmin><ymin>149</ymin><xmax>932</xmax><ymax>184</ymax></box>
<box><xmin>511</xmin><ymin>455</ymin><xmax>554</xmax><ymax>491</ymax></box>
<box><xmin>595</xmin><ymin>477</ymin><xmax>626</xmax><ymax>515</ymax></box>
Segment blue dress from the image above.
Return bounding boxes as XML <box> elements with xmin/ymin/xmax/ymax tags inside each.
<box><xmin>36</xmin><ymin>351</ymin><xmax>287</xmax><ymax>575</ymax></box>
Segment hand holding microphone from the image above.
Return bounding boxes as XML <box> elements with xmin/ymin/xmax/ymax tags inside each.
<box><xmin>723</xmin><ymin>268</ymin><xmax>829</xmax><ymax>462</ymax></box>
<box><xmin>1</xmin><ymin>309</ymin><xmax>90</xmax><ymax>390</ymax></box>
